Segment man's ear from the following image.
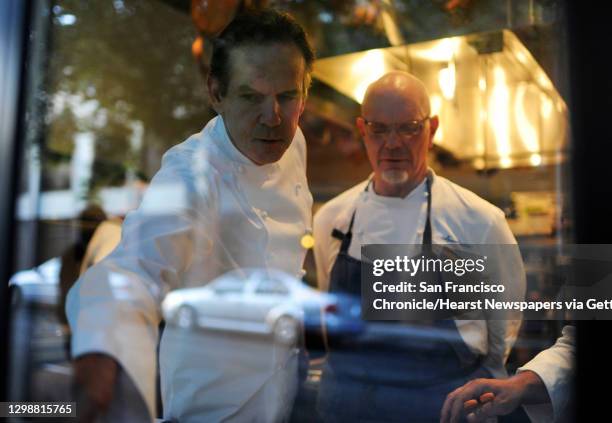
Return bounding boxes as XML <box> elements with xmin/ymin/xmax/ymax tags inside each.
<box><xmin>298</xmin><ymin>95</ymin><xmax>306</xmax><ymax>116</ymax></box>
<box><xmin>428</xmin><ymin>115</ymin><xmax>440</xmax><ymax>149</ymax></box>
<box><xmin>207</xmin><ymin>76</ymin><xmax>223</xmax><ymax>114</ymax></box>
<box><xmin>356</xmin><ymin>116</ymin><xmax>367</xmax><ymax>137</ymax></box>
<box><xmin>297</xmin><ymin>73</ymin><xmax>311</xmax><ymax>117</ymax></box>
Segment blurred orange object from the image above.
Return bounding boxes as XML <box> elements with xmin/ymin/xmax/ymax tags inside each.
<box><xmin>191</xmin><ymin>0</ymin><xmax>242</xmax><ymax>37</ymax></box>
<box><xmin>191</xmin><ymin>35</ymin><xmax>213</xmax><ymax>76</ymax></box>
<box><xmin>190</xmin><ymin>0</ymin><xmax>271</xmax><ymax>75</ymax></box>
<box><xmin>192</xmin><ymin>36</ymin><xmax>204</xmax><ymax>58</ymax></box>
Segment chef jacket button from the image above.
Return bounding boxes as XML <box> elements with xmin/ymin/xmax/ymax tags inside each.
<box><xmin>424</xmin><ymin>191</ymin><xmax>429</xmax><ymax>197</ymax></box>
<box><xmin>237</xmin><ymin>165</ymin><xmax>245</xmax><ymax>174</ymax></box>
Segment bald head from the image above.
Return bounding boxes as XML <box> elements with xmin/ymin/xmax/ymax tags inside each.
<box><xmin>362</xmin><ymin>71</ymin><xmax>431</xmax><ymax>118</ymax></box>
<box><xmin>357</xmin><ymin>71</ymin><xmax>439</xmax><ymax>198</ymax></box>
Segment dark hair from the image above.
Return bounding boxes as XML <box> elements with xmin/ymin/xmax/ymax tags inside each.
<box><xmin>210</xmin><ymin>8</ymin><xmax>315</xmax><ymax>96</ymax></box>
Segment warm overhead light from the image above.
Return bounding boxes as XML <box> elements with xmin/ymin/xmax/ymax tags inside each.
<box><xmin>431</xmin><ymin>94</ymin><xmax>442</xmax><ymax>115</ymax></box>
<box><xmin>515</xmin><ymin>83</ymin><xmax>539</xmax><ymax>154</ymax></box>
<box><xmin>541</xmin><ymin>94</ymin><xmax>553</xmax><ymax>119</ymax></box>
<box><xmin>479</xmin><ymin>77</ymin><xmax>487</xmax><ymax>92</ymax></box>
<box><xmin>500</xmin><ymin>156</ymin><xmax>513</xmax><ymax>168</ymax></box>
<box><xmin>530</xmin><ymin>153</ymin><xmax>542</xmax><ymax>166</ymax></box>
<box><xmin>489</xmin><ymin>66</ymin><xmax>511</xmax><ymax>163</ymax></box>
<box><xmin>515</xmin><ymin>51</ymin><xmax>527</xmax><ymax>64</ymax></box>
<box><xmin>438</xmin><ymin>61</ymin><xmax>456</xmax><ymax>100</ymax></box>
<box><xmin>352</xmin><ymin>50</ymin><xmax>387</xmax><ymax>103</ymax></box>
<box><xmin>430</xmin><ymin>94</ymin><xmax>444</xmax><ymax>143</ymax></box>
<box><xmin>311</xmin><ymin>30</ymin><xmax>568</xmax><ymax>171</ymax></box>
<box><xmin>473</xmin><ymin>158</ymin><xmax>485</xmax><ymax>170</ymax></box>
<box><xmin>411</xmin><ymin>37</ymin><xmax>460</xmax><ymax>62</ymax></box>
<box><xmin>538</xmin><ymin>72</ymin><xmax>552</xmax><ymax>90</ymax></box>
<box><xmin>434</xmin><ymin>126</ymin><xmax>443</xmax><ymax>143</ymax></box>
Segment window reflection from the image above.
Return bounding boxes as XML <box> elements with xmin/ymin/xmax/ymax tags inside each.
<box><xmin>7</xmin><ymin>1</ymin><xmax>572</xmax><ymax>422</ymax></box>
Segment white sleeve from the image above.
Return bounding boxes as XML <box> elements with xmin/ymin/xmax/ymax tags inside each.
<box><xmin>519</xmin><ymin>325</ymin><xmax>575</xmax><ymax>423</ymax></box>
<box><xmin>66</xmin><ymin>146</ymin><xmax>217</xmax><ymax>421</ymax></box>
<box><xmin>481</xmin><ymin>212</ymin><xmax>527</xmax><ymax>378</ymax></box>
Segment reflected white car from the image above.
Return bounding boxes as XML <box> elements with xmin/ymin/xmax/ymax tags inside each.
<box><xmin>161</xmin><ymin>269</ymin><xmax>363</xmax><ymax>344</ymax></box>
<box><xmin>9</xmin><ymin>257</ymin><xmax>61</xmax><ymax>306</ymax></box>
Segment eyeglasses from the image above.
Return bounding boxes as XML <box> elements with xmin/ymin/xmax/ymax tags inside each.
<box><xmin>362</xmin><ymin>116</ymin><xmax>430</xmax><ymax>138</ymax></box>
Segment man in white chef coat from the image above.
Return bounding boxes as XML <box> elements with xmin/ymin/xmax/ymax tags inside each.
<box><xmin>67</xmin><ymin>8</ymin><xmax>315</xmax><ymax>422</ymax></box>
<box><xmin>313</xmin><ymin>71</ymin><xmax>526</xmax><ymax>422</ymax></box>
<box><xmin>441</xmin><ymin>325</ymin><xmax>575</xmax><ymax>423</ymax></box>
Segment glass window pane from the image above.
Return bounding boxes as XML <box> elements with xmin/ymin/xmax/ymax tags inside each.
<box><xmin>6</xmin><ymin>1</ymin><xmax>581</xmax><ymax>422</ymax></box>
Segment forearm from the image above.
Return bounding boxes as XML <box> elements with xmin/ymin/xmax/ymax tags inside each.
<box><xmin>67</xmin><ymin>264</ymin><xmax>161</xmax><ymax>421</ymax></box>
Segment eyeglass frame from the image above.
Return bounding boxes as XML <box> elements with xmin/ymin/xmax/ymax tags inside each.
<box><xmin>361</xmin><ymin>116</ymin><xmax>432</xmax><ymax>139</ymax></box>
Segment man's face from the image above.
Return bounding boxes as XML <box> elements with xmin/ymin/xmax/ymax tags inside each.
<box><xmin>208</xmin><ymin>43</ymin><xmax>307</xmax><ymax>165</ymax></box>
<box><xmin>357</xmin><ymin>90</ymin><xmax>438</xmax><ymax>188</ymax></box>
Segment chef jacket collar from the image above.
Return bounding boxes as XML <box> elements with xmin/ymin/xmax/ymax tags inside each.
<box><xmin>212</xmin><ymin>116</ymin><xmax>281</xmax><ymax>176</ymax></box>
<box><xmin>363</xmin><ymin>169</ymin><xmax>433</xmax><ymax>207</ymax></box>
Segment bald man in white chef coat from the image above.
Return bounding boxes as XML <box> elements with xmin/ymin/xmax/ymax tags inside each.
<box><xmin>313</xmin><ymin>71</ymin><xmax>526</xmax><ymax>422</ymax></box>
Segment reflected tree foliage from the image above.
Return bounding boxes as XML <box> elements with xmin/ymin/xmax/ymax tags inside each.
<box><xmin>46</xmin><ymin>0</ymin><xmax>214</xmax><ymax>192</ymax></box>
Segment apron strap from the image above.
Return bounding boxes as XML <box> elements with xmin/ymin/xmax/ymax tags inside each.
<box><xmin>334</xmin><ymin>210</ymin><xmax>356</xmax><ymax>253</ymax></box>
<box><xmin>331</xmin><ymin>179</ymin><xmax>373</xmax><ymax>253</ymax></box>
<box><xmin>422</xmin><ymin>175</ymin><xmax>433</xmax><ymax>246</ymax></box>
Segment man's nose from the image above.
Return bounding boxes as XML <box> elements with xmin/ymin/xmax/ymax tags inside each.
<box><xmin>260</xmin><ymin>97</ymin><xmax>281</xmax><ymax>127</ymax></box>
<box><xmin>384</xmin><ymin>129</ymin><xmax>403</xmax><ymax>148</ymax></box>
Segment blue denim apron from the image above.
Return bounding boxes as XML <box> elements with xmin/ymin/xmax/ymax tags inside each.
<box><xmin>317</xmin><ymin>176</ymin><xmax>491</xmax><ymax>422</ymax></box>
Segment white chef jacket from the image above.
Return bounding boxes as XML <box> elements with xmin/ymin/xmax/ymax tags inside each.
<box><xmin>519</xmin><ymin>325</ymin><xmax>575</xmax><ymax>423</ymax></box>
<box><xmin>313</xmin><ymin>170</ymin><xmax>526</xmax><ymax>378</ymax></box>
<box><xmin>66</xmin><ymin>115</ymin><xmax>313</xmax><ymax>422</ymax></box>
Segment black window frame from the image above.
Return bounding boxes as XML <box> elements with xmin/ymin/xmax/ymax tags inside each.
<box><xmin>0</xmin><ymin>0</ymin><xmax>31</xmax><ymax>401</ymax></box>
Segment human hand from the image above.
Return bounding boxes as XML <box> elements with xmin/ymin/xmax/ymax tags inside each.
<box><xmin>73</xmin><ymin>353</ymin><xmax>119</xmax><ymax>422</ymax></box>
<box><xmin>440</xmin><ymin>371</ymin><xmax>549</xmax><ymax>423</ymax></box>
